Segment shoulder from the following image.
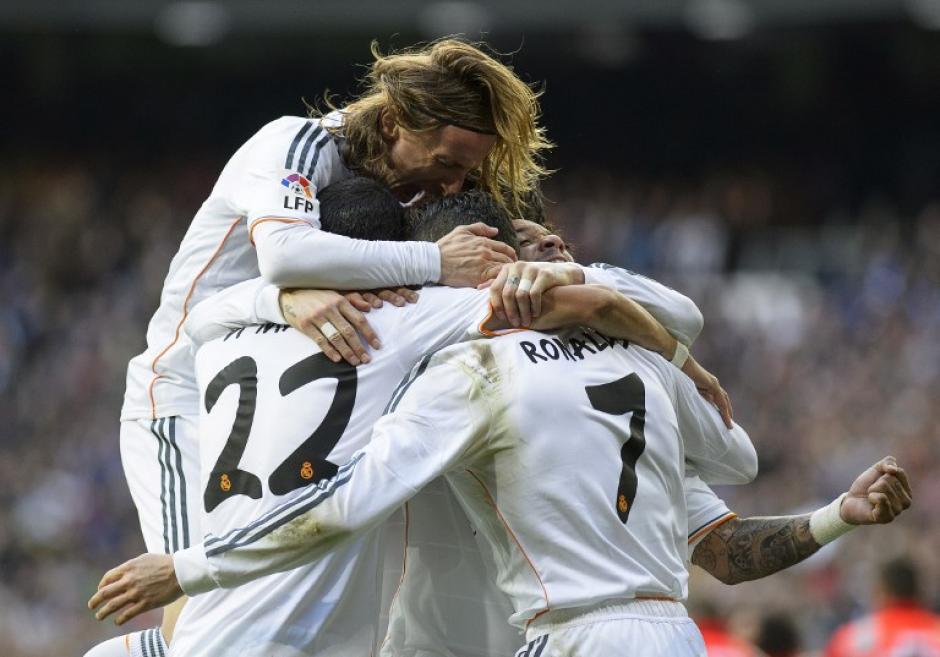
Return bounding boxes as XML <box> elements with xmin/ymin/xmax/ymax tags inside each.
<box><xmin>246</xmin><ymin>115</ymin><xmax>347</xmax><ymax>178</ymax></box>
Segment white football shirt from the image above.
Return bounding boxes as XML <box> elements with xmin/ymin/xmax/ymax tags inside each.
<box><xmin>170</xmin><ymin>286</ymin><xmax>491</xmax><ymax>657</ymax></box>
<box><xmin>174</xmin><ymin>327</ymin><xmax>757</xmax><ymax>631</ymax></box>
<box><xmin>122</xmin><ymin>113</ymin><xmax>440</xmax><ymax>422</ymax></box>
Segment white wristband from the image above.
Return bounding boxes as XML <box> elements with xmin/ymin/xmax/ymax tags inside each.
<box><xmin>809</xmin><ymin>493</ymin><xmax>855</xmax><ymax>546</ymax></box>
<box><xmin>670</xmin><ymin>342</ymin><xmax>690</xmax><ymax>369</ymax></box>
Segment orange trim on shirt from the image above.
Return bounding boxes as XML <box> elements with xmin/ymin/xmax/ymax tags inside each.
<box><xmin>688</xmin><ymin>512</ymin><xmax>737</xmax><ymax>545</ymax></box>
<box><xmin>477</xmin><ymin>302</ymin><xmax>532</xmax><ymax>337</ymax></box>
<box><xmin>465</xmin><ymin>469</ymin><xmax>551</xmax><ymax>627</ymax></box>
<box><xmin>147</xmin><ymin>217</ymin><xmax>242</xmax><ymax>419</ymax></box>
<box><xmin>124</xmin><ymin>633</ymin><xmax>131</xmax><ymax>655</ymax></box>
<box><xmin>247</xmin><ymin>216</ymin><xmax>310</xmax><ymax>246</ymax></box>
<box><xmin>379</xmin><ymin>503</ymin><xmax>411</xmax><ymax>653</ymax></box>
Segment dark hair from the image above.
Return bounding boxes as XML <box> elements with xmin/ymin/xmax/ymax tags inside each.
<box><xmin>406</xmin><ymin>190</ymin><xmax>519</xmax><ymax>252</ymax></box>
<box><xmin>317</xmin><ymin>176</ymin><xmax>405</xmax><ymax>241</ymax></box>
<box><xmin>756</xmin><ymin>612</ymin><xmax>801</xmax><ymax>657</ymax></box>
<box><xmin>517</xmin><ymin>182</ymin><xmax>547</xmax><ymax>224</ymax></box>
<box><xmin>880</xmin><ymin>557</ymin><xmax>919</xmax><ymax>600</ymax></box>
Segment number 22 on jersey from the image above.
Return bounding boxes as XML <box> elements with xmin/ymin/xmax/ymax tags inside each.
<box><xmin>202</xmin><ymin>353</ymin><xmax>357</xmax><ymax>513</ymax></box>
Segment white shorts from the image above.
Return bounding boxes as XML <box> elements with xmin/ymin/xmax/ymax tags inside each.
<box><xmin>516</xmin><ymin>600</ymin><xmax>706</xmax><ymax>657</ymax></box>
<box><xmin>120</xmin><ymin>416</ymin><xmax>201</xmax><ymax>553</ymax></box>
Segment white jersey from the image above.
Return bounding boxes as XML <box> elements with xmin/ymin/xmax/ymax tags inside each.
<box><xmin>174</xmin><ymin>328</ymin><xmax>757</xmax><ymax>633</ymax></box>
<box><xmin>170</xmin><ymin>286</ymin><xmax>492</xmax><ymax>657</ymax></box>
<box><xmin>684</xmin><ymin>472</ymin><xmax>735</xmax><ymax>549</ymax></box>
<box><xmin>122</xmin><ymin>113</ymin><xmax>441</xmax><ymax>421</ymax></box>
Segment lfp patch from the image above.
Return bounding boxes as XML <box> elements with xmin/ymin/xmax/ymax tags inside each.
<box><xmin>280</xmin><ymin>173</ymin><xmax>315</xmax><ymax>213</ymax></box>
<box><xmin>281</xmin><ymin>173</ymin><xmax>313</xmax><ymax>199</ymax></box>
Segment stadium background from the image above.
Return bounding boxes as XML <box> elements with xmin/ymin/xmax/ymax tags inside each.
<box><xmin>2</xmin><ymin>1</ymin><xmax>939</xmax><ymax>655</ymax></box>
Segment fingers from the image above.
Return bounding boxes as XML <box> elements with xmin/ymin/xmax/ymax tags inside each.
<box><xmin>893</xmin><ymin>464</ymin><xmax>913</xmax><ymax>499</ymax></box>
<box><xmin>115</xmin><ymin>599</ymin><xmax>150</xmax><ymax>626</ymax></box>
<box><xmin>91</xmin><ymin>580</ymin><xmax>134</xmax><ymax>621</ymax></box>
<box><xmin>89</xmin><ymin>577</ymin><xmax>123</xmax><ymax>612</ymax></box>
<box><xmin>323</xmin><ymin>307</ymin><xmax>370</xmax><ymax>365</ymax></box>
<box><xmin>714</xmin><ymin>386</ymin><xmax>733</xmax><ymax>429</ymax></box>
<box><xmin>875</xmin><ymin>456</ymin><xmax>913</xmax><ymax>497</ymax></box>
<box><xmin>868</xmin><ymin>492</ymin><xmax>896</xmax><ymax>523</ymax></box>
<box><xmin>463</xmin><ymin>222</ymin><xmax>499</xmax><ymax>237</ymax></box>
<box><xmin>344</xmin><ymin>292</ymin><xmax>375</xmax><ymax>312</ymax></box>
<box><xmin>527</xmin><ymin>271</ymin><xmax>556</xmax><ymax>320</ymax></box>
<box><xmin>96</xmin><ymin>565</ymin><xmax>124</xmax><ymax>591</ymax></box>
<box><xmin>338</xmin><ymin>300</ymin><xmax>381</xmax><ymax>352</ymax></box>
<box><xmin>376</xmin><ymin>289</ymin><xmax>407</xmax><ymax>307</ymax></box>
<box><xmin>309</xmin><ymin>328</ymin><xmax>343</xmax><ymax>364</ymax></box>
<box><xmin>484</xmin><ymin>239</ymin><xmax>518</xmax><ymax>263</ymax></box>
<box><xmin>501</xmin><ymin>268</ymin><xmax>523</xmax><ymax>327</ymax></box>
<box><xmin>488</xmin><ymin>265</ymin><xmax>511</xmax><ymax>322</ymax></box>
<box><xmin>713</xmin><ymin>383</ymin><xmax>733</xmax><ymax>428</ymax></box>
<box><xmin>396</xmin><ymin>287</ymin><xmax>420</xmax><ymax>304</ymax></box>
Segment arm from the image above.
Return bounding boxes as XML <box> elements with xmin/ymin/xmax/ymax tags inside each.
<box><xmin>671</xmin><ymin>369</ymin><xmax>757</xmax><ymax>485</ymax></box>
<box><xmin>185</xmin><ymin>278</ymin><xmax>284</xmax><ymax>347</ymax></box>
<box><xmin>583</xmin><ymin>263</ymin><xmax>704</xmax><ymax>346</ymax></box>
<box><xmin>253</xmin><ymin>221</ymin><xmax>440</xmax><ymax>289</ymax></box>
<box><xmin>521</xmin><ymin>284</ymin><xmax>732</xmax><ymax>426</ymax></box>
<box><xmin>89</xmin><ymin>357</ymin><xmax>493</xmax><ymax>623</ymax></box>
<box><xmin>691</xmin><ymin>514</ymin><xmax>819</xmax><ymax>585</ymax></box>
<box><xmin>531</xmin><ymin>285</ymin><xmax>679</xmax><ymax>359</ymax></box>
<box><xmin>179</xmin><ymin>359</ymin><xmax>490</xmax><ymax>594</ymax></box>
<box><xmin>690</xmin><ymin>457</ymin><xmax>912</xmax><ymax>584</ymax></box>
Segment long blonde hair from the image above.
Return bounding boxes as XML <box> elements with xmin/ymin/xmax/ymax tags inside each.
<box><xmin>320</xmin><ymin>38</ymin><xmax>552</xmax><ymax>216</ymax></box>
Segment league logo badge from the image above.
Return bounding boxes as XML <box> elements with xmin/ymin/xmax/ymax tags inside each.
<box><xmin>281</xmin><ymin>173</ymin><xmax>315</xmax><ymax>212</ymax></box>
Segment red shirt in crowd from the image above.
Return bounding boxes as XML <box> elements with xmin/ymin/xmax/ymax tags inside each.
<box><xmin>824</xmin><ymin>602</ymin><xmax>940</xmax><ymax>657</ymax></box>
<box><xmin>698</xmin><ymin>618</ymin><xmax>763</xmax><ymax>657</ymax></box>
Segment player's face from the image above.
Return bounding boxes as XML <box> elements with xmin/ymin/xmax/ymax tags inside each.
<box><xmin>514</xmin><ymin>219</ymin><xmax>574</xmax><ymax>263</ymax></box>
<box><xmin>382</xmin><ymin>117</ymin><xmax>496</xmax><ymax>202</ymax></box>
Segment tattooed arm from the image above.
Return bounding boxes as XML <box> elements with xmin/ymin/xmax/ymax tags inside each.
<box><xmin>691</xmin><ymin>457</ymin><xmax>913</xmax><ymax>585</ymax></box>
<box><xmin>691</xmin><ymin>515</ymin><xmax>819</xmax><ymax>584</ymax></box>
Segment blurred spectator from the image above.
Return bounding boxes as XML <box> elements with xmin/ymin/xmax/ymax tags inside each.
<box><xmin>691</xmin><ymin>601</ymin><xmax>763</xmax><ymax>657</ymax></box>
<box><xmin>756</xmin><ymin>612</ymin><xmax>802</xmax><ymax>657</ymax></box>
<box><xmin>822</xmin><ymin>557</ymin><xmax>940</xmax><ymax>657</ymax></box>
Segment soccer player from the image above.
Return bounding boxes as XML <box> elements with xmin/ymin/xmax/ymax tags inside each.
<box><xmin>94</xmin><ymin>181</ymin><xmax>724</xmax><ymax>656</ymax></box>
<box><xmin>823</xmin><ymin>557</ymin><xmax>940</xmax><ymax>657</ymax></box>
<box><xmin>92</xmin><ymin>274</ymin><xmax>759</xmax><ymax>657</ymax></box>
<box><xmin>97</xmin><ymin>38</ymin><xmax>549</xmax><ymax>657</ymax></box>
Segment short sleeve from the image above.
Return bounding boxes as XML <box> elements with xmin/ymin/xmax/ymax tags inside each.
<box><xmin>684</xmin><ymin>473</ymin><xmax>734</xmax><ymax>548</ymax></box>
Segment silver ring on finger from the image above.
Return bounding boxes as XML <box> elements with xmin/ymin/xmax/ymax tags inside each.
<box><xmin>517</xmin><ymin>278</ymin><xmax>533</xmax><ymax>292</ymax></box>
<box><xmin>320</xmin><ymin>321</ymin><xmax>340</xmax><ymax>341</ymax></box>
<box><xmin>507</xmin><ymin>275</ymin><xmax>521</xmax><ymax>287</ymax></box>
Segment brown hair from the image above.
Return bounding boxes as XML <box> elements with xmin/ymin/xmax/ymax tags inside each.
<box><xmin>319</xmin><ymin>38</ymin><xmax>552</xmax><ymax>216</ymax></box>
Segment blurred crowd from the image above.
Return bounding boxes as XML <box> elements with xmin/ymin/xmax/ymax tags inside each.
<box><xmin>1</xmin><ymin>158</ymin><xmax>938</xmax><ymax>656</ymax></box>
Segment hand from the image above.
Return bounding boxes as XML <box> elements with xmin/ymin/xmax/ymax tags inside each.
<box><xmin>437</xmin><ymin>223</ymin><xmax>517</xmax><ymax>288</ymax></box>
<box><xmin>88</xmin><ymin>553</ymin><xmax>182</xmax><ymax>626</ymax></box>
<box><xmin>279</xmin><ymin>289</ymin><xmax>381</xmax><ymax>366</ymax></box>
<box><xmin>484</xmin><ymin>261</ymin><xmax>585</xmax><ymax>327</ymax></box>
<box><xmin>840</xmin><ymin>456</ymin><xmax>912</xmax><ymax>525</ymax></box>
<box><xmin>681</xmin><ymin>355</ymin><xmax>733</xmax><ymax>429</ymax></box>
<box><xmin>345</xmin><ymin>287</ymin><xmax>420</xmax><ymax>311</ymax></box>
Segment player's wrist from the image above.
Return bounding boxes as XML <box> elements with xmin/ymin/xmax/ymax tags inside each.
<box><xmin>670</xmin><ymin>341</ymin><xmax>690</xmax><ymax>369</ymax></box>
<box><xmin>427</xmin><ymin>242</ymin><xmax>443</xmax><ymax>284</ymax></box>
<box><xmin>809</xmin><ymin>493</ymin><xmax>856</xmax><ymax>545</ymax></box>
<box><xmin>173</xmin><ymin>545</ymin><xmax>218</xmax><ymax>596</ymax></box>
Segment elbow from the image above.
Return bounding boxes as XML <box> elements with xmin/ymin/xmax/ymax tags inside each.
<box><xmin>584</xmin><ymin>285</ymin><xmax>619</xmax><ymax>324</ymax></box>
<box><xmin>257</xmin><ymin>245</ymin><xmax>296</xmax><ymax>288</ymax></box>
<box><xmin>258</xmin><ymin>245</ymin><xmax>289</xmax><ymax>287</ymax></box>
<box><xmin>730</xmin><ymin>443</ymin><xmax>759</xmax><ymax>484</ymax></box>
<box><xmin>680</xmin><ymin>299</ymin><xmax>704</xmax><ymax>346</ymax></box>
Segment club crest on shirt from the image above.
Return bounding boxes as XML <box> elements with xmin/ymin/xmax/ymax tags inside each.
<box><xmin>281</xmin><ymin>173</ymin><xmax>315</xmax><ymax>213</ymax></box>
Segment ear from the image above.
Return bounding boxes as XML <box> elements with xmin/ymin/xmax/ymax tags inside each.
<box><xmin>378</xmin><ymin>108</ymin><xmax>399</xmax><ymax>141</ymax></box>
